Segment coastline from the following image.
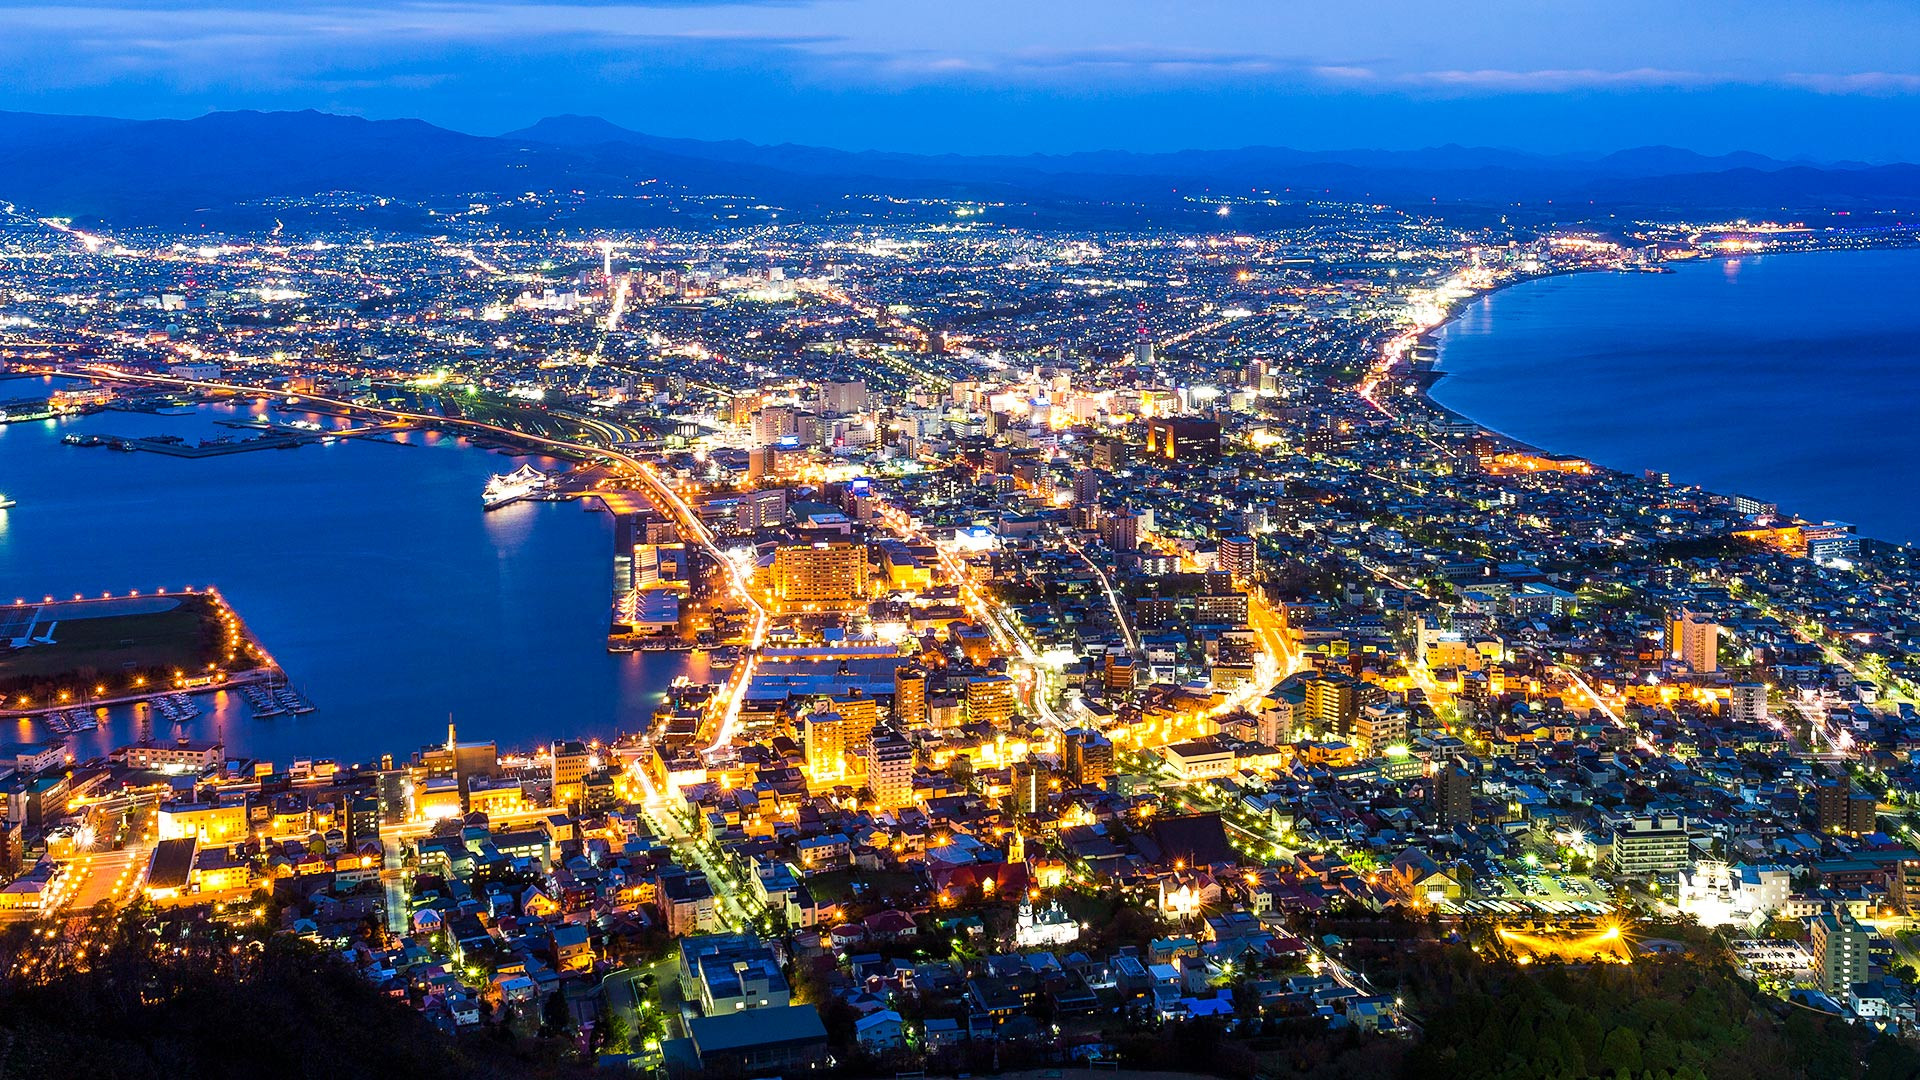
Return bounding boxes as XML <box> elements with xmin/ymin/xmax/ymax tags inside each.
<box><xmin>1398</xmin><ymin>245</ymin><xmax>1920</xmax><ymax>547</ymax></box>
<box><xmin>1407</xmin><ymin>266</ymin><xmax>1597</xmax><ymax>455</ymax></box>
<box><xmin>0</xmin><ymin>394</ymin><xmax>694</xmax><ymax>762</ymax></box>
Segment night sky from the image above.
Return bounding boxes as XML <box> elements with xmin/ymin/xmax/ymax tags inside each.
<box><xmin>2</xmin><ymin>0</ymin><xmax>1917</xmax><ymax>159</ymax></box>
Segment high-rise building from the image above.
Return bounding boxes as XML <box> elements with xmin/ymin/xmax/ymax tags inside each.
<box><xmin>735</xmin><ymin>488</ymin><xmax>789</xmax><ymax>532</ymax></box>
<box><xmin>1668</xmin><ymin>609</ymin><xmax>1720</xmax><ymax>673</ymax></box>
<box><xmin>551</xmin><ymin>739</ymin><xmax>592</xmax><ymax>807</ymax></box>
<box><xmin>1354</xmin><ymin>707</ymin><xmax>1407</xmax><ymax>758</ymax></box>
<box><xmin>1072</xmin><ymin>467</ymin><xmax>1102</xmax><ymax>508</ymax></box>
<box><xmin>1218</xmin><ymin>535</ymin><xmax>1257</xmax><ymax>583</ymax></box>
<box><xmin>1145</xmin><ymin>417</ymin><xmax>1222</xmax><ymax>463</ymax></box>
<box><xmin>1428</xmin><ymin>765</ymin><xmax>1475</xmax><ymax>827</ymax></box>
<box><xmin>1195</xmin><ymin>592</ymin><xmax>1248</xmax><ymax>626</ymax></box>
<box><xmin>1728</xmin><ymin>683</ymin><xmax>1767</xmax><ymax>724</ymax></box>
<box><xmin>1303</xmin><ymin>672</ymin><xmax>1360</xmax><ymax>738</ymax></box>
<box><xmin>1257</xmin><ymin>683</ymin><xmax>1301</xmax><ymax>746</ymax></box>
<box><xmin>729</xmin><ymin>391</ymin><xmax>763</xmax><ymax>427</ymax></box>
<box><xmin>964</xmin><ymin>673</ymin><xmax>1015</xmax><ymax>727</ymax></box>
<box><xmin>803</xmin><ymin>711</ymin><xmax>864</xmax><ymax>781</ymax></box>
<box><xmin>374</xmin><ymin>770</ymin><xmax>410</xmax><ymax>826</ymax></box>
<box><xmin>829</xmin><ymin>689</ymin><xmax>882</xmax><ymax>731</ymax></box>
<box><xmin>1816</xmin><ymin>777</ymin><xmax>1878</xmax><ymax>836</ymax></box>
<box><xmin>1098</xmin><ymin>508</ymin><xmax>1139</xmax><ymax>552</ymax></box>
<box><xmin>864</xmin><ymin>726</ymin><xmax>914</xmax><ymax>810</ymax></box>
<box><xmin>1011</xmin><ymin>759</ymin><xmax>1048</xmax><ymax>814</ymax></box>
<box><xmin>1891</xmin><ymin>856</ymin><xmax>1920</xmax><ymax>914</ymax></box>
<box><xmin>746</xmin><ymin>444</ymin><xmax>807</xmax><ymax>483</ymax></box>
<box><xmin>1609</xmin><ymin>814</ymin><xmax>1690</xmax><ymax>877</ymax></box>
<box><xmin>752</xmin><ymin>404</ymin><xmax>798</xmax><ymax>444</ymax></box>
<box><xmin>772</xmin><ymin>542</ymin><xmax>869</xmax><ymax>604</ymax></box>
<box><xmin>819</xmin><ymin>379</ymin><xmax>869</xmax><ymax>417</ymax></box>
<box><xmin>892</xmin><ymin>665</ymin><xmax>928</xmax><ymax>728</ymax></box>
<box><xmin>1065</xmin><ymin>729</ymin><xmax>1114</xmax><ymax>789</ymax></box>
<box><xmin>1811</xmin><ymin>908</ymin><xmax>1872</xmax><ymax>995</ymax></box>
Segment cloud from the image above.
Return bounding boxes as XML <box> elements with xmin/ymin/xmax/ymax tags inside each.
<box><xmin>0</xmin><ymin>2</ymin><xmax>849</xmax><ymax>91</ymax></box>
<box><xmin>1392</xmin><ymin>67</ymin><xmax>1715</xmax><ymax>92</ymax></box>
<box><xmin>1310</xmin><ymin>64</ymin><xmax>1920</xmax><ymax>98</ymax></box>
<box><xmin>1780</xmin><ymin>71</ymin><xmax>1920</xmax><ymax>95</ymax></box>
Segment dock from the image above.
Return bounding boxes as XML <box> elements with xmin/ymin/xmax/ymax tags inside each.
<box><xmin>69</xmin><ymin>431</ymin><xmax>313</xmax><ymax>456</ymax></box>
<box><xmin>63</xmin><ymin>417</ymin><xmax>419</xmax><ymax>458</ymax></box>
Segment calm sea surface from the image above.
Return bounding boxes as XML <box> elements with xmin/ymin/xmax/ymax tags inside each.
<box><xmin>0</xmin><ymin>379</ymin><xmax>702</xmax><ymax>765</ymax></box>
<box><xmin>1432</xmin><ymin>248</ymin><xmax>1920</xmax><ymax>546</ymax></box>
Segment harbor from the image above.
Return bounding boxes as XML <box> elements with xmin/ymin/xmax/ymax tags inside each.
<box><xmin>0</xmin><ymin>391</ymin><xmax>706</xmax><ymax>763</ymax></box>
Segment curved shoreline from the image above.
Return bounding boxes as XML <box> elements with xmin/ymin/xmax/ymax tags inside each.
<box><xmin>1406</xmin><ymin>266</ymin><xmax>1602</xmax><ymax>457</ymax></box>
<box><xmin>1407</xmin><ymin>246</ymin><xmax>1920</xmax><ymax>546</ymax></box>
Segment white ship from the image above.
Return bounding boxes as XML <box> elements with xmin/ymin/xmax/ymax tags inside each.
<box><xmin>482</xmin><ymin>464</ymin><xmax>549</xmax><ymax>510</ymax></box>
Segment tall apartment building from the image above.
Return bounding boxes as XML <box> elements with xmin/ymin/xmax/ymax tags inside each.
<box><xmin>1668</xmin><ymin>609</ymin><xmax>1721</xmax><ymax>673</ymax></box>
<box><xmin>964</xmin><ymin>673</ymin><xmax>1015</xmax><ymax>727</ymax></box>
<box><xmin>1811</xmin><ymin>907</ymin><xmax>1872</xmax><ymax>996</ymax></box>
<box><xmin>735</xmin><ymin>488</ymin><xmax>789</xmax><ymax>532</ymax></box>
<box><xmin>772</xmin><ymin>542</ymin><xmax>869</xmax><ymax>604</ymax></box>
<box><xmin>891</xmin><ymin>665</ymin><xmax>928</xmax><ymax>728</ymax></box>
<box><xmin>1072</xmin><ymin>468</ymin><xmax>1102</xmax><ymax>508</ymax></box>
<box><xmin>1609</xmin><ymin>814</ymin><xmax>1690</xmax><ymax>877</ymax></box>
<box><xmin>1010</xmin><ymin>759</ymin><xmax>1047</xmax><ymax>814</ymax></box>
<box><xmin>1353</xmin><ymin>707</ymin><xmax>1407</xmax><ymax>758</ymax></box>
<box><xmin>752</xmin><ymin>404</ymin><xmax>798</xmax><ymax>443</ymax></box>
<box><xmin>1098</xmin><ymin>508</ymin><xmax>1139</xmax><ymax>552</ymax></box>
<box><xmin>1428</xmin><ymin>765</ymin><xmax>1476</xmax><ymax>827</ymax></box>
<box><xmin>819</xmin><ymin>379</ymin><xmax>869</xmax><ymax>416</ymax></box>
<box><xmin>1816</xmin><ymin>777</ymin><xmax>1878</xmax><ymax>837</ymax></box>
<box><xmin>1065</xmin><ymin>729</ymin><xmax>1114</xmax><ymax>789</ymax></box>
<box><xmin>1303</xmin><ymin>672</ymin><xmax>1360</xmax><ymax>738</ymax></box>
<box><xmin>1728</xmin><ymin>682</ymin><xmax>1767</xmax><ymax>723</ymax></box>
<box><xmin>551</xmin><ymin>739</ymin><xmax>592</xmax><ymax>807</ymax></box>
<box><xmin>1218</xmin><ymin>535</ymin><xmax>1257</xmax><ymax>583</ymax></box>
<box><xmin>864</xmin><ymin>726</ymin><xmax>914</xmax><ymax>810</ymax></box>
<box><xmin>803</xmin><ymin>712</ymin><xmax>865</xmax><ymax>781</ymax></box>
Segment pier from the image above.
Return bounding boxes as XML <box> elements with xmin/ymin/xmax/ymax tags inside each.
<box><xmin>72</xmin><ymin>431</ymin><xmax>314</xmax><ymax>456</ymax></box>
<box><xmin>63</xmin><ymin>416</ymin><xmax>418</xmax><ymax>457</ymax></box>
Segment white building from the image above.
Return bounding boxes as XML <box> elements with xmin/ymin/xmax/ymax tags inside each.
<box><xmin>1609</xmin><ymin>813</ymin><xmax>1690</xmax><ymax>877</ymax></box>
<box><xmin>1729</xmin><ymin>683</ymin><xmax>1768</xmax><ymax>724</ymax></box>
<box><xmin>1013</xmin><ymin>896</ymin><xmax>1081</xmax><ymax>948</ymax></box>
<box><xmin>1677</xmin><ymin>860</ymin><xmax>1791</xmax><ymax>927</ymax></box>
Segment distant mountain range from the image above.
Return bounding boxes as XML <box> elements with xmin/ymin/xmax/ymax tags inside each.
<box><xmin>1</xmin><ymin>108</ymin><xmax>1915</xmax><ymax>228</ymax></box>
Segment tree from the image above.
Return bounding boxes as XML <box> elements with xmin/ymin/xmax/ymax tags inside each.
<box><xmin>1598</xmin><ymin>1026</ymin><xmax>1642</xmax><ymax>1076</ymax></box>
<box><xmin>540</xmin><ymin>989</ymin><xmax>574</xmax><ymax>1037</ymax></box>
<box><xmin>599</xmin><ymin>1006</ymin><xmax>634</xmax><ymax>1054</ymax></box>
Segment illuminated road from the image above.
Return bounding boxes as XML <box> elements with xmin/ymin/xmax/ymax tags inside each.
<box><xmin>877</xmin><ymin>503</ymin><xmax>1067</xmax><ymax>729</ymax></box>
<box><xmin>56</xmin><ymin>843</ymin><xmax>150</xmax><ymax>913</ymax></box>
<box><xmin>1062</xmin><ymin>531</ymin><xmax>1139</xmax><ymax>655</ymax></box>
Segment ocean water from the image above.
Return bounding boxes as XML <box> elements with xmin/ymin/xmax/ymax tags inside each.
<box><xmin>0</xmin><ymin>380</ymin><xmax>703</xmax><ymax>765</ymax></box>
<box><xmin>1431</xmin><ymin>248</ymin><xmax>1920</xmax><ymax>546</ymax></box>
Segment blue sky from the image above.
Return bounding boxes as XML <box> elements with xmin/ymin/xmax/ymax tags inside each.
<box><xmin>3</xmin><ymin>0</ymin><xmax>1918</xmax><ymax>159</ymax></box>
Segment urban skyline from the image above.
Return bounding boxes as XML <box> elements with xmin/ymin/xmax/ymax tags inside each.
<box><xmin>2</xmin><ymin>5</ymin><xmax>1919</xmax><ymax>1080</ymax></box>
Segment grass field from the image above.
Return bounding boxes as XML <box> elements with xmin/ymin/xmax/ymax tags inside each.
<box><xmin>0</xmin><ymin>593</ymin><xmax>258</xmax><ymax>703</ymax></box>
